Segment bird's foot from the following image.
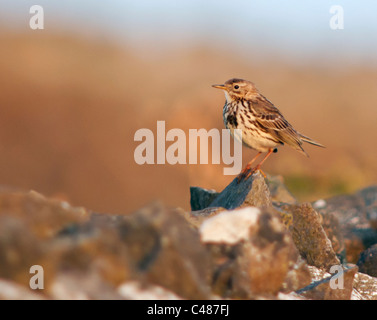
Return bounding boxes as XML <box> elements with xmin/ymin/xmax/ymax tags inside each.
<box><xmin>236</xmin><ymin>165</ymin><xmax>251</xmax><ymax>184</ymax></box>
<box><xmin>236</xmin><ymin>165</ymin><xmax>267</xmax><ymax>183</ymax></box>
<box><xmin>236</xmin><ymin>165</ymin><xmax>266</xmax><ymax>183</ymax></box>
<box><xmin>257</xmin><ymin>168</ymin><xmax>267</xmax><ymax>179</ymax></box>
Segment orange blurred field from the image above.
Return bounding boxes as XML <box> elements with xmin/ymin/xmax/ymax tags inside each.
<box><xmin>0</xmin><ymin>31</ymin><xmax>376</xmax><ymax>214</ymax></box>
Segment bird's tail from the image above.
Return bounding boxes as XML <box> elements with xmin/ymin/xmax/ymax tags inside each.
<box><xmin>299</xmin><ymin>133</ymin><xmax>325</xmax><ymax>148</ymax></box>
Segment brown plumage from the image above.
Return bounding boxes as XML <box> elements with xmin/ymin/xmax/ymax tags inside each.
<box><xmin>212</xmin><ymin>78</ymin><xmax>324</xmax><ymax>181</ymax></box>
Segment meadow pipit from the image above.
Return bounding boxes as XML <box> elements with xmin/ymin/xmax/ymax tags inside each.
<box><xmin>212</xmin><ymin>78</ymin><xmax>324</xmax><ymax>181</ymax></box>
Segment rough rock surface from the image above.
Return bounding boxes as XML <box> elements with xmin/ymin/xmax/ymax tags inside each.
<box><xmin>189</xmin><ymin>173</ymin><xmax>377</xmax><ymax>300</ymax></box>
<box><xmin>54</xmin><ymin>203</ymin><xmax>212</xmax><ymax>300</ymax></box>
<box><xmin>190</xmin><ymin>187</ymin><xmax>219</xmax><ymax>211</ymax></box>
<box><xmin>265</xmin><ymin>174</ymin><xmax>297</xmax><ymax>204</ymax></box>
<box><xmin>296</xmin><ymin>265</ymin><xmax>358</xmax><ymax>300</ymax></box>
<box><xmin>356</xmin><ymin>244</ymin><xmax>377</xmax><ymax>277</ymax></box>
<box><xmin>279</xmin><ymin>203</ymin><xmax>340</xmax><ymax>270</ymax></box>
<box><xmin>199</xmin><ymin>207</ymin><xmax>306</xmax><ymax>298</ymax></box>
<box><xmin>352</xmin><ymin>271</ymin><xmax>377</xmax><ymax>300</ymax></box>
<box><xmin>0</xmin><ymin>175</ymin><xmax>377</xmax><ymax>300</ymax></box>
<box><xmin>205</xmin><ymin>171</ymin><xmax>271</xmax><ymax>209</ymax></box>
<box><xmin>313</xmin><ymin>187</ymin><xmax>377</xmax><ymax>263</ymax></box>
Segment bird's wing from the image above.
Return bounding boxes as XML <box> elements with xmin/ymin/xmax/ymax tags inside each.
<box><xmin>250</xmin><ymin>96</ymin><xmax>308</xmax><ymax>156</ymax></box>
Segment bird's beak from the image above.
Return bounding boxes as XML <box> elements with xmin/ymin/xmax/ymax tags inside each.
<box><xmin>212</xmin><ymin>84</ymin><xmax>227</xmax><ymax>90</ymax></box>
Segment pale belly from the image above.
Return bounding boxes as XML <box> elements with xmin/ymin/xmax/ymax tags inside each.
<box><xmin>226</xmin><ymin>120</ymin><xmax>280</xmax><ymax>153</ymax></box>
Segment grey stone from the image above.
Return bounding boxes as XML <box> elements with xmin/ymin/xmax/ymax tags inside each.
<box><xmin>190</xmin><ymin>187</ymin><xmax>219</xmax><ymax>211</ymax></box>
<box><xmin>209</xmin><ymin>171</ymin><xmax>271</xmax><ymax>210</ymax></box>
<box><xmin>357</xmin><ymin>244</ymin><xmax>377</xmax><ymax>278</ymax></box>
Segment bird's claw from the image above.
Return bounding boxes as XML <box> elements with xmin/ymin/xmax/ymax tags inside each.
<box><xmin>236</xmin><ymin>166</ymin><xmax>266</xmax><ymax>184</ymax></box>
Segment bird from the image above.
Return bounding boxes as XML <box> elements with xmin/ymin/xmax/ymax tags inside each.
<box><xmin>212</xmin><ymin>78</ymin><xmax>324</xmax><ymax>182</ymax></box>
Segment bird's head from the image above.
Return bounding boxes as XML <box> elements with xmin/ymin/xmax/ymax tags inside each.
<box><xmin>212</xmin><ymin>78</ymin><xmax>258</xmax><ymax>102</ymax></box>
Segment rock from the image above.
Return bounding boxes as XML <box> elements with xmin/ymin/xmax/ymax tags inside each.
<box><xmin>315</xmin><ymin>193</ymin><xmax>367</xmax><ymax>227</ymax></box>
<box><xmin>318</xmin><ymin>210</ymin><xmax>345</xmax><ymax>262</ymax></box>
<box><xmin>314</xmin><ymin>192</ymin><xmax>377</xmax><ymax>263</ymax></box>
<box><xmin>266</xmin><ymin>174</ymin><xmax>297</xmax><ymax>204</ymax></box>
<box><xmin>342</xmin><ymin>233</ymin><xmax>367</xmax><ymax>264</ymax></box>
<box><xmin>346</xmin><ymin>228</ymin><xmax>377</xmax><ymax>262</ymax></box>
<box><xmin>114</xmin><ymin>203</ymin><xmax>212</xmax><ymax>299</ymax></box>
<box><xmin>356</xmin><ymin>244</ymin><xmax>377</xmax><ymax>277</ymax></box>
<box><xmin>307</xmin><ymin>199</ymin><xmax>345</xmax><ymax>261</ymax></box>
<box><xmin>280</xmin><ymin>203</ymin><xmax>340</xmax><ymax>270</ymax></box>
<box><xmin>190</xmin><ymin>187</ymin><xmax>219</xmax><ymax>211</ymax></box>
<box><xmin>57</xmin><ymin>203</ymin><xmax>212</xmax><ymax>300</ymax></box>
<box><xmin>117</xmin><ymin>281</ymin><xmax>183</xmax><ymax>300</ymax></box>
<box><xmin>190</xmin><ymin>172</ymin><xmax>298</xmax><ymax>212</ymax></box>
<box><xmin>277</xmin><ymin>292</ymin><xmax>307</xmax><ymax>300</ymax></box>
<box><xmin>199</xmin><ymin>207</ymin><xmax>301</xmax><ymax>298</ymax></box>
<box><xmin>366</xmin><ymin>204</ymin><xmax>377</xmax><ymax>230</ymax></box>
<box><xmin>0</xmin><ymin>279</ymin><xmax>46</xmax><ymax>300</ymax></box>
<box><xmin>49</xmin><ymin>221</ymin><xmax>133</xmax><ymax>288</ymax></box>
<box><xmin>357</xmin><ymin>185</ymin><xmax>377</xmax><ymax>207</ymax></box>
<box><xmin>49</xmin><ymin>273</ymin><xmax>124</xmax><ymax>300</ymax></box>
<box><xmin>305</xmin><ymin>264</ymin><xmax>330</xmax><ymax>282</ymax></box>
<box><xmin>0</xmin><ymin>190</ymin><xmax>88</xmax><ymax>239</ymax></box>
<box><xmin>208</xmin><ymin>171</ymin><xmax>271</xmax><ymax>210</ymax></box>
<box><xmin>181</xmin><ymin>207</ymin><xmax>225</xmax><ymax>229</ymax></box>
<box><xmin>352</xmin><ymin>271</ymin><xmax>377</xmax><ymax>300</ymax></box>
<box><xmin>355</xmin><ymin>185</ymin><xmax>377</xmax><ymax>244</ymax></box>
<box><xmin>296</xmin><ymin>265</ymin><xmax>358</xmax><ymax>300</ymax></box>
<box><xmin>0</xmin><ymin>190</ymin><xmax>213</xmax><ymax>299</ymax></box>
<box><xmin>281</xmin><ymin>256</ymin><xmax>312</xmax><ymax>293</ymax></box>
<box><xmin>199</xmin><ymin>207</ymin><xmax>261</xmax><ymax>245</ymax></box>
<box><xmin>2</xmin><ymin>176</ymin><xmax>377</xmax><ymax>300</ymax></box>
<box><xmin>0</xmin><ymin>216</ymin><xmax>45</xmax><ymax>287</ymax></box>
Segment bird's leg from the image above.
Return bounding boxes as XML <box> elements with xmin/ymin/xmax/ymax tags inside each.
<box><xmin>237</xmin><ymin>152</ymin><xmax>262</xmax><ymax>183</ymax></box>
<box><xmin>244</xmin><ymin>148</ymin><xmax>274</xmax><ymax>179</ymax></box>
<box><xmin>238</xmin><ymin>148</ymin><xmax>274</xmax><ymax>182</ymax></box>
<box><xmin>256</xmin><ymin>148</ymin><xmax>274</xmax><ymax>167</ymax></box>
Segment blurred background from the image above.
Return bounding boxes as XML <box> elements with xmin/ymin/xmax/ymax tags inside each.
<box><xmin>0</xmin><ymin>0</ymin><xmax>376</xmax><ymax>214</ymax></box>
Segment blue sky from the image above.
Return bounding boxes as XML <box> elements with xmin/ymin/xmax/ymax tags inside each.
<box><xmin>1</xmin><ymin>0</ymin><xmax>376</xmax><ymax>64</ymax></box>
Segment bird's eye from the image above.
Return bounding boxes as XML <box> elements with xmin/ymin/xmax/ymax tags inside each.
<box><xmin>234</xmin><ymin>85</ymin><xmax>239</xmax><ymax>89</ymax></box>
